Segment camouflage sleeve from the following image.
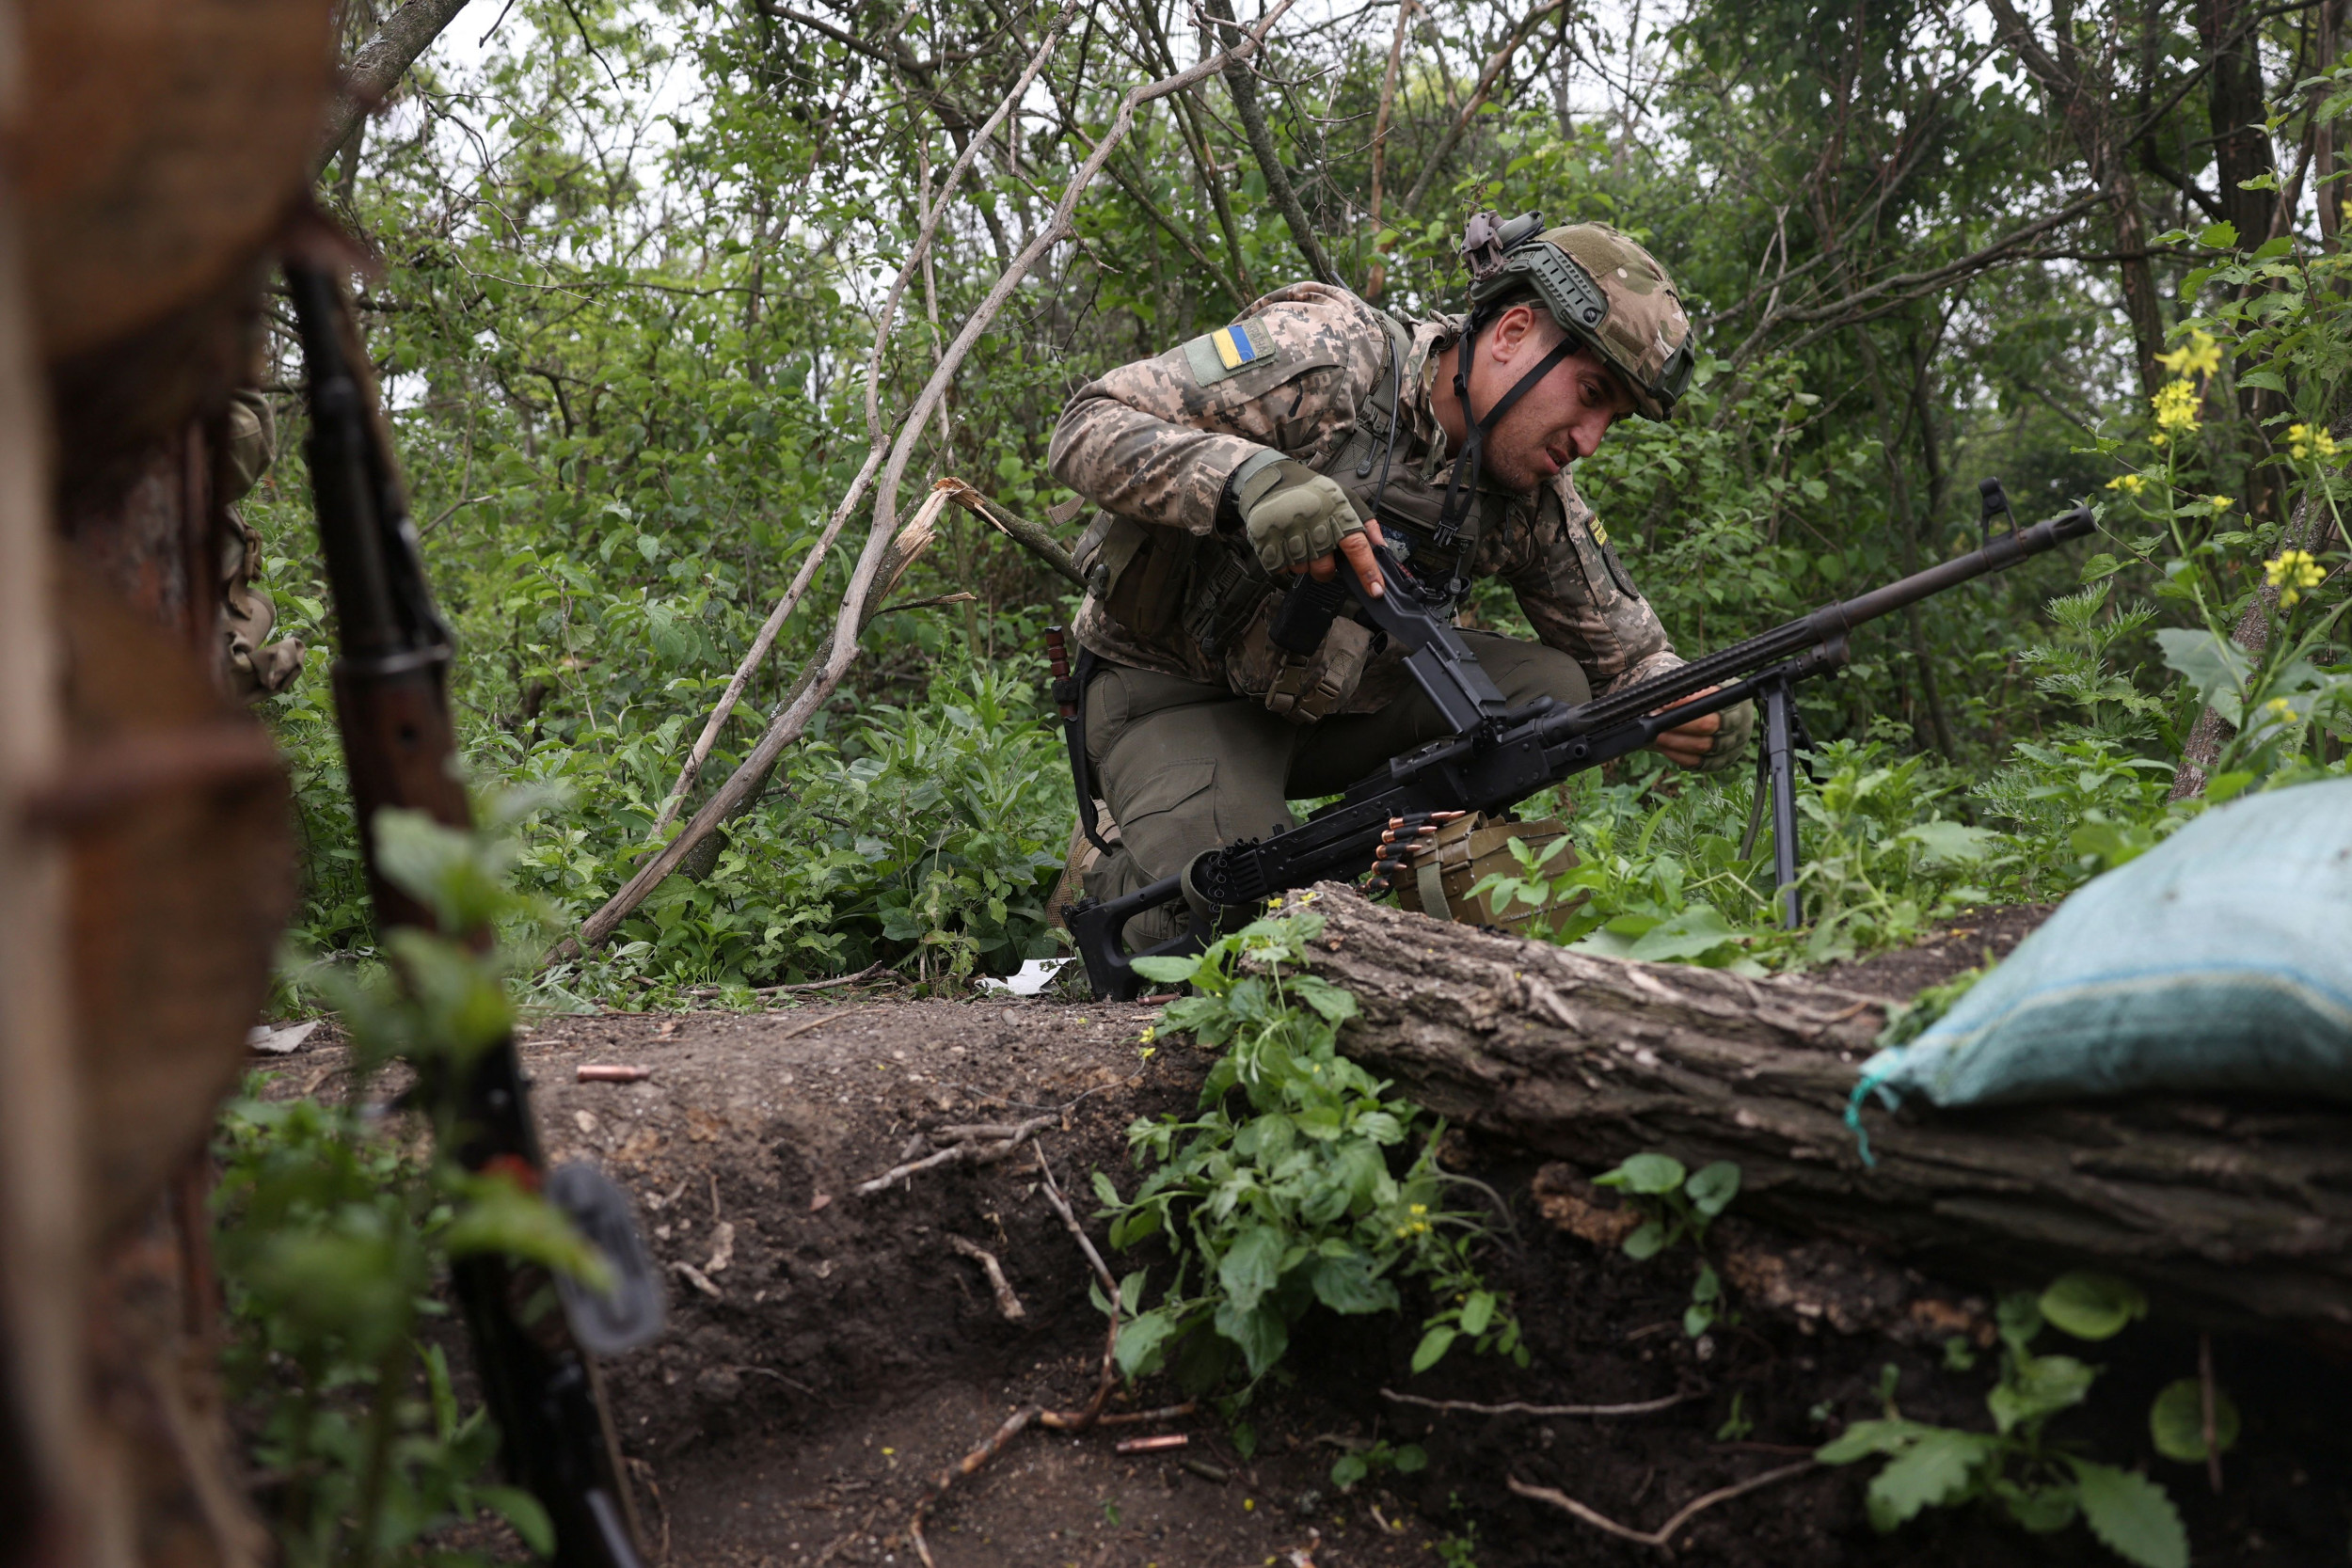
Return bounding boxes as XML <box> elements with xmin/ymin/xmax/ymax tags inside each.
<box><xmin>1047</xmin><ymin>286</ymin><xmax>1384</xmax><ymax>536</ymax></box>
<box><xmin>1504</xmin><ymin>474</ymin><xmax>1681</xmax><ymax>693</ymax></box>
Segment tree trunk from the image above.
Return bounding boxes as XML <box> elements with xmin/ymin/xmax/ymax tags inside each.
<box><xmin>1301</xmin><ymin>888</ymin><xmax>2352</xmax><ymax>1338</ymax></box>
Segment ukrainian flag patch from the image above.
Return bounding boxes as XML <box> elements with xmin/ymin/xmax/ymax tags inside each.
<box><xmin>1181</xmin><ymin>318</ymin><xmax>1281</xmax><ymax>387</ymax></box>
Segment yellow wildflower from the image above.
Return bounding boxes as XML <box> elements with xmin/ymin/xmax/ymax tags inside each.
<box><xmin>2265</xmin><ymin>548</ymin><xmax>2327</xmax><ymax>608</ymax></box>
<box><xmin>2151</xmin><ymin>378</ymin><xmax>2201</xmax><ymax>438</ymax></box>
<box><xmin>2105</xmin><ymin>473</ymin><xmax>2146</xmax><ymax>495</ymax></box>
<box><xmin>2287</xmin><ymin>423</ymin><xmax>2340</xmax><ymax>463</ymax></box>
<box><xmin>2207</xmin><ymin>496</ymin><xmax>2233</xmax><ymax>515</ymax></box>
<box><xmin>2265</xmin><ymin>697</ymin><xmax>2296</xmax><ymax>721</ymax></box>
<box><xmin>2154</xmin><ymin>328</ymin><xmax>2223</xmax><ymax>380</ymax></box>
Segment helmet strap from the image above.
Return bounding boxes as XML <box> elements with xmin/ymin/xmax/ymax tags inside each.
<box><xmin>1434</xmin><ymin>312</ymin><xmax>1580</xmax><ymax>552</ymax></box>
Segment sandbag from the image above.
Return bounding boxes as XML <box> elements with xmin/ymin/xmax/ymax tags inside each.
<box><xmin>1856</xmin><ymin>777</ymin><xmax>2352</xmax><ymax>1110</ymax></box>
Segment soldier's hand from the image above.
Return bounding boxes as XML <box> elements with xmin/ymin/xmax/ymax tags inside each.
<box><xmin>1237</xmin><ymin>459</ymin><xmax>1380</xmax><ymax>596</ymax></box>
<box><xmin>1651</xmin><ymin>687</ymin><xmax>1728</xmax><ymax>769</ymax></box>
<box><xmin>1309</xmin><ymin>518</ymin><xmax>1388</xmax><ymax>595</ymax></box>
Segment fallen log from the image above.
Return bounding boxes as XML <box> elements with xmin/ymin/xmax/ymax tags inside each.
<box><xmin>1296</xmin><ymin>886</ymin><xmax>2352</xmax><ymax>1337</ymax></box>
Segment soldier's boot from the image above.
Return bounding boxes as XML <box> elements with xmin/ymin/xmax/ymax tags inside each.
<box><xmin>1048</xmin><ymin>803</ymin><xmax>1120</xmax><ymax>931</ymax></box>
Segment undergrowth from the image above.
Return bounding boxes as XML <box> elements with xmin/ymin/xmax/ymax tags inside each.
<box><xmin>1091</xmin><ymin>906</ymin><xmax>1518</xmax><ymax>1428</ymax></box>
<box><xmin>218</xmin><ymin>806</ymin><xmax>612</xmax><ymax>1564</ymax></box>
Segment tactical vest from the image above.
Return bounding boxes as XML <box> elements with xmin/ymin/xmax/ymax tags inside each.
<box><xmin>1073</xmin><ymin>312</ymin><xmax>1534</xmax><ymax>657</ymax></box>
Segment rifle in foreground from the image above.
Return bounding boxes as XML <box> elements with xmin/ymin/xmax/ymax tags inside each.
<box><xmin>289</xmin><ymin>259</ymin><xmax>662</xmax><ymax>1567</ymax></box>
<box><xmin>1066</xmin><ymin>481</ymin><xmax>2092</xmax><ymax>1000</ymax></box>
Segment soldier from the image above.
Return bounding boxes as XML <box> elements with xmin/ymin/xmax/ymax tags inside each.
<box><xmin>1047</xmin><ymin>216</ymin><xmax>1754</xmax><ymax>942</ymax></box>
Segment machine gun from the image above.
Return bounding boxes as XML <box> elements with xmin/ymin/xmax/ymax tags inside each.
<box><xmin>1065</xmin><ymin>481</ymin><xmax>2093</xmax><ymax>1000</ymax></box>
<box><xmin>288</xmin><ymin>259</ymin><xmax>662</xmax><ymax>1567</ymax></box>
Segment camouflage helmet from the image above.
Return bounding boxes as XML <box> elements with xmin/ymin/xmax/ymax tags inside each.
<box><xmin>1463</xmin><ymin>214</ymin><xmax>1695</xmax><ymax>420</ymax></box>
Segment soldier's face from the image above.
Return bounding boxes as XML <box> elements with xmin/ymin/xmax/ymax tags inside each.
<box><xmin>1467</xmin><ymin>305</ymin><xmax>1633</xmax><ymax>491</ymax></box>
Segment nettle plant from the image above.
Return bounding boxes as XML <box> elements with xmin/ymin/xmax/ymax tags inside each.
<box><xmin>1091</xmin><ymin>906</ymin><xmax>1518</xmax><ymax>1407</ymax></box>
<box><xmin>1816</xmin><ymin>1272</ymin><xmax>2187</xmax><ymax>1568</ymax></box>
<box><xmin>1593</xmin><ymin>1151</ymin><xmax>1741</xmax><ymax>1338</ymax></box>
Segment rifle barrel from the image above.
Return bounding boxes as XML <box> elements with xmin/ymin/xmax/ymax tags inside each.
<box><xmin>1554</xmin><ymin>503</ymin><xmax>2093</xmax><ymax>736</ymax></box>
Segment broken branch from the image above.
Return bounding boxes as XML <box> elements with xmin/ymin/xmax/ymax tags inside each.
<box><xmin>946</xmin><ymin>1234</ymin><xmax>1026</xmax><ymax>1322</ymax></box>
<box><xmin>1507</xmin><ymin>1461</ymin><xmax>1818</xmax><ymax>1550</ymax></box>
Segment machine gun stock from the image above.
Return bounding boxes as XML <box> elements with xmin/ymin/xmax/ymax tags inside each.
<box><xmin>1065</xmin><ymin>486</ymin><xmax>2092</xmax><ymax>999</ymax></box>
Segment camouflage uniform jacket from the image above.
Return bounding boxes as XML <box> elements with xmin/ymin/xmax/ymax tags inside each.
<box><xmin>1048</xmin><ymin>282</ymin><xmax>1683</xmax><ymax>713</ymax></box>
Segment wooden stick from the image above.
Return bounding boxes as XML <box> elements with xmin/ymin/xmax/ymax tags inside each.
<box><xmin>946</xmin><ymin>1234</ymin><xmax>1026</xmax><ymax>1322</ymax></box>
<box><xmin>1507</xmin><ymin>1461</ymin><xmax>1817</xmax><ymax>1550</ymax></box>
<box><xmin>851</xmin><ymin>1117</ymin><xmax>1055</xmax><ymax>1196</ymax></box>
<box><xmin>1381</xmin><ymin>1386</ymin><xmax>1694</xmax><ymax>1419</ymax></box>
<box><xmin>937</xmin><ymin>478</ymin><xmax>1084</xmax><ymax>588</ymax></box>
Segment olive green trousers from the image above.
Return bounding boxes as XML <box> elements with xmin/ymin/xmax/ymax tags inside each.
<box><xmin>1079</xmin><ymin>630</ymin><xmax>1592</xmax><ymax>946</ymax></box>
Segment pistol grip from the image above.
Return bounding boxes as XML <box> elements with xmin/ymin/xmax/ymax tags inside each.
<box><xmin>1268</xmin><ymin>575</ymin><xmax>1348</xmax><ymax>657</ymax></box>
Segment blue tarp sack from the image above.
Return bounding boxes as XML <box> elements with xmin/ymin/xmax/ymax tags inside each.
<box><xmin>1852</xmin><ymin>778</ymin><xmax>2352</xmax><ymax>1127</ymax></box>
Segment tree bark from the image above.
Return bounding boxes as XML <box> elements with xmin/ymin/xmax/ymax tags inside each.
<box><xmin>314</xmin><ymin>0</ymin><xmax>475</xmax><ymax>178</ymax></box>
<box><xmin>1300</xmin><ymin>888</ymin><xmax>2352</xmax><ymax>1337</ymax></box>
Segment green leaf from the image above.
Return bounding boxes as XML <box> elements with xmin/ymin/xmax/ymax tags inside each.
<box><xmin>473</xmin><ymin>1484</ymin><xmax>556</xmax><ymax>1556</ymax></box>
<box><xmin>1599</xmin><ymin>1153</ymin><xmax>1688</xmax><ymax>1196</ymax></box>
<box><xmin>1989</xmin><ymin>1354</ymin><xmax>2096</xmax><ymax>1433</ymax></box>
<box><xmin>1815</xmin><ymin>1418</ymin><xmax>1931</xmax><ymax>1465</ymax></box>
<box><xmin>1622</xmin><ymin>1219</ymin><xmax>1667</xmax><ymax>1259</ymax></box>
<box><xmin>1217</xmin><ymin>1226</ymin><xmax>1283</xmax><ymax>1314</ymax></box>
<box><xmin>2040</xmin><ymin>1273</ymin><xmax>2149</xmax><ymax>1341</ymax></box>
<box><xmin>1863</xmin><ymin>1428</ymin><xmax>1997</xmax><ymax>1530</ymax></box>
<box><xmin>1458</xmin><ymin>1290</ymin><xmax>1496</xmax><ymax>1336</ymax></box>
<box><xmin>1295</xmin><ymin>978</ymin><xmax>1359</xmax><ymax>1022</ymax></box>
<box><xmin>2065</xmin><ymin>1458</ymin><xmax>2188</xmax><ymax>1568</ymax></box>
<box><xmin>2198</xmin><ymin>220</ymin><xmax>2240</xmax><ymax>249</ymax></box>
<box><xmin>1130</xmin><ymin>955</ymin><xmax>1201</xmax><ymax>984</ymax></box>
<box><xmin>1113</xmin><ymin>1307</ymin><xmax>1181</xmax><ymax>1379</ymax></box>
<box><xmin>1410</xmin><ymin>1323</ymin><xmax>1457</xmax><ymax>1373</ymax></box>
<box><xmin>1214</xmin><ymin>1298</ymin><xmax>1289</xmax><ymax>1378</ymax></box>
<box><xmin>2155</xmin><ymin>627</ymin><xmax>2250</xmax><ymax>723</ymax></box>
<box><xmin>1330</xmin><ymin>1452</ymin><xmax>1370</xmax><ymax>1490</ymax></box>
<box><xmin>1626</xmin><ymin>904</ymin><xmax>1740</xmax><ymax>962</ymax></box>
<box><xmin>1092</xmin><ymin>1171</ymin><xmax>1121</xmax><ymax>1208</ymax></box>
<box><xmin>1685</xmin><ymin>1161</ymin><xmax>1741</xmax><ymax>1217</ymax></box>
<box><xmin>442</xmin><ymin>1173</ymin><xmax>612</xmax><ymax>1292</ymax></box>
<box><xmin>1391</xmin><ymin>1443</ymin><xmax>1427</xmax><ymax>1473</ymax></box>
<box><xmin>1899</xmin><ymin>820</ymin><xmax>1999</xmax><ymax>867</ymax></box>
<box><xmin>2148</xmin><ymin>1378</ymin><xmax>2240</xmax><ymax>1462</ymax></box>
<box><xmin>1311</xmin><ymin>1251</ymin><xmax>1401</xmax><ymax>1316</ymax></box>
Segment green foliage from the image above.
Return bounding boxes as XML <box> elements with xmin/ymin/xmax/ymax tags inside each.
<box><xmin>1092</xmin><ymin>908</ymin><xmax>1517</xmax><ymax>1394</ymax></box>
<box><xmin>2147</xmin><ymin>1379</ymin><xmax>2241</xmax><ymax>1465</ymax></box>
<box><xmin>1593</xmin><ymin>1151</ymin><xmax>1742</xmax><ymax>1337</ymax></box>
<box><xmin>218</xmin><ymin>805</ymin><xmax>607</xmax><ymax>1564</ymax></box>
<box><xmin>1328</xmin><ymin>1437</ymin><xmax>1427</xmax><ymax>1493</ymax></box>
<box><xmin>1816</xmin><ymin>1272</ymin><xmax>2186</xmax><ymax>1568</ymax></box>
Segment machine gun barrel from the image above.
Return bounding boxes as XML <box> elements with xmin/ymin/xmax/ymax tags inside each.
<box><xmin>1547</xmin><ymin>502</ymin><xmax>2094</xmax><ymax>741</ymax></box>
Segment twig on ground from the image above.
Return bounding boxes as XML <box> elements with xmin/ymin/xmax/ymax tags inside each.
<box><xmin>756</xmin><ymin>960</ymin><xmax>898</xmax><ymax>995</ymax></box>
<box><xmin>1096</xmin><ymin>1401</ymin><xmax>1197</xmax><ymax>1427</ymax></box>
<box><xmin>1507</xmin><ymin>1461</ymin><xmax>1817</xmax><ymax>1550</ymax></box>
<box><xmin>576</xmin><ymin>1064</ymin><xmax>651</xmax><ymax>1084</ymax></box>
<box><xmin>768</xmin><ymin>1007</ymin><xmax>869</xmax><ymax>1044</ymax></box>
<box><xmin>852</xmin><ymin>1116</ymin><xmax>1056</xmax><ymax>1196</ymax></box>
<box><xmin>946</xmin><ymin>1234</ymin><xmax>1027</xmax><ymax>1321</ymax></box>
<box><xmin>1381</xmin><ymin>1386</ymin><xmax>1696</xmax><ymax>1418</ymax></box>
